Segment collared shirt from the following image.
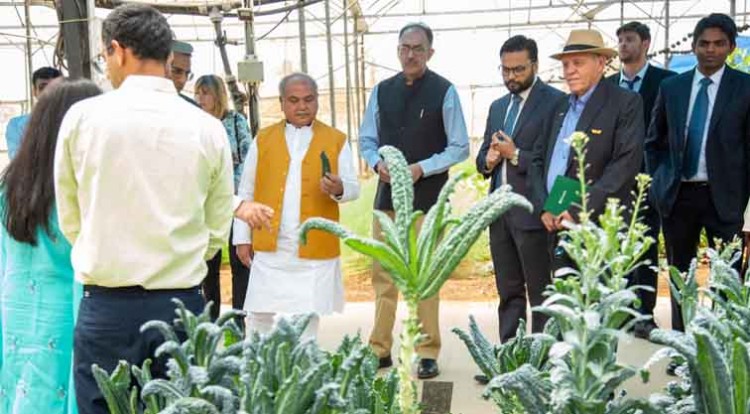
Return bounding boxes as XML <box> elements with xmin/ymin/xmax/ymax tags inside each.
<box><xmin>359</xmin><ymin>82</ymin><xmax>470</xmax><ymax>176</ymax></box>
<box><xmin>54</xmin><ymin>75</ymin><xmax>234</xmax><ymax>289</ymax></box>
<box><xmin>684</xmin><ymin>64</ymin><xmax>725</xmax><ymax>182</ymax></box>
<box><xmin>5</xmin><ymin>114</ymin><xmax>30</xmax><ymax>160</ymax></box>
<box><xmin>231</xmin><ymin>122</ymin><xmax>360</xmax><ymax>314</ymax></box>
<box><xmin>546</xmin><ymin>82</ymin><xmax>599</xmax><ymax>193</ymax></box>
<box><xmin>496</xmin><ymin>77</ymin><xmax>537</xmax><ymax>184</ymax></box>
<box><xmin>619</xmin><ymin>62</ymin><xmax>650</xmax><ymax>93</ymax></box>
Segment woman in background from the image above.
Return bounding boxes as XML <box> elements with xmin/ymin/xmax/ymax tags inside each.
<box><xmin>194</xmin><ymin>74</ymin><xmax>251</xmax><ymax>322</ymax></box>
<box><xmin>0</xmin><ymin>79</ymin><xmax>102</xmax><ymax>414</ymax></box>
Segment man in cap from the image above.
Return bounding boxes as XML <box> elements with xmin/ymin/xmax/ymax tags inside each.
<box><xmin>169</xmin><ymin>40</ymin><xmax>198</xmax><ymax>105</ymax></box>
<box><xmin>529</xmin><ymin>29</ymin><xmax>644</xmax><ymax>271</ymax></box>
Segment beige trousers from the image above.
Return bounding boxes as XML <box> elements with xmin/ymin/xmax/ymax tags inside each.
<box><xmin>368</xmin><ymin>212</ymin><xmax>441</xmax><ymax>359</ymax></box>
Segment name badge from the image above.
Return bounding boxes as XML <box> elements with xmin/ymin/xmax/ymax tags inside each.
<box><xmin>591</xmin><ymin>129</ymin><xmax>602</xmax><ymax>135</ymax></box>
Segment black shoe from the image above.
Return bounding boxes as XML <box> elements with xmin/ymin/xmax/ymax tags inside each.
<box><xmin>634</xmin><ymin>320</ymin><xmax>659</xmax><ymax>340</ymax></box>
<box><xmin>378</xmin><ymin>355</ymin><xmax>393</xmax><ymax>369</ymax></box>
<box><xmin>474</xmin><ymin>374</ymin><xmax>489</xmax><ymax>385</ymax></box>
<box><xmin>666</xmin><ymin>360</ymin><xmax>680</xmax><ymax>376</ymax></box>
<box><xmin>418</xmin><ymin>358</ymin><xmax>440</xmax><ymax>379</ymax></box>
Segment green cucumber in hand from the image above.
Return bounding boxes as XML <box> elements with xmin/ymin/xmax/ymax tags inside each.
<box><xmin>321</xmin><ymin>151</ymin><xmax>331</xmax><ymax>177</ymax></box>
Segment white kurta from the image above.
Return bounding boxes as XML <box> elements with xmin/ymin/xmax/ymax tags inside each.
<box><xmin>233</xmin><ymin>122</ymin><xmax>360</xmax><ymax>315</ymax></box>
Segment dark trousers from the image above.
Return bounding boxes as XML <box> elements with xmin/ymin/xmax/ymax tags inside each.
<box><xmin>626</xmin><ymin>197</ymin><xmax>661</xmax><ymax>319</ymax></box>
<box><xmin>662</xmin><ymin>183</ymin><xmax>742</xmax><ymax>331</ymax></box>
<box><xmin>74</xmin><ymin>285</ymin><xmax>204</xmax><ymax>414</ymax></box>
<box><xmin>202</xmin><ymin>228</ymin><xmax>250</xmax><ymax>321</ymax></box>
<box><xmin>490</xmin><ymin>216</ymin><xmax>552</xmax><ymax>342</ymax></box>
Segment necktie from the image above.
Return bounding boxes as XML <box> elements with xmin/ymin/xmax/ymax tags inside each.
<box><xmin>503</xmin><ymin>94</ymin><xmax>522</xmax><ymax>136</ymax></box>
<box><xmin>623</xmin><ymin>75</ymin><xmax>641</xmax><ymax>91</ymax></box>
<box><xmin>493</xmin><ymin>94</ymin><xmax>523</xmax><ymax>188</ymax></box>
<box><xmin>684</xmin><ymin>77</ymin><xmax>712</xmax><ymax>179</ymax></box>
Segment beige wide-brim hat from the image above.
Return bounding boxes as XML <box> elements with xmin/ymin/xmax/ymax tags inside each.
<box><xmin>551</xmin><ymin>29</ymin><xmax>618</xmax><ymax>60</ymax></box>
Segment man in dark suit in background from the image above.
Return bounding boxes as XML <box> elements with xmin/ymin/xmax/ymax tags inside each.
<box><xmin>646</xmin><ymin>14</ymin><xmax>750</xmax><ymax>340</ymax></box>
<box><xmin>476</xmin><ymin>36</ymin><xmax>564</xmax><ymax>351</ymax></box>
<box><xmin>529</xmin><ymin>29</ymin><xmax>644</xmax><ymax>270</ymax></box>
<box><xmin>607</xmin><ymin>22</ymin><xmax>676</xmax><ymax>340</ymax></box>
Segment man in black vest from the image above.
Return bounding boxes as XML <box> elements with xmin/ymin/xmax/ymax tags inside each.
<box><xmin>476</xmin><ymin>36</ymin><xmax>563</xmax><ymax>345</ymax></box>
<box><xmin>607</xmin><ymin>22</ymin><xmax>676</xmax><ymax>341</ymax></box>
<box><xmin>359</xmin><ymin>22</ymin><xmax>470</xmax><ymax>379</ymax></box>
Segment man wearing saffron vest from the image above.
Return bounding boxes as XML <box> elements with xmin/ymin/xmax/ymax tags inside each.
<box><xmin>359</xmin><ymin>22</ymin><xmax>470</xmax><ymax>379</ymax></box>
<box><xmin>232</xmin><ymin>73</ymin><xmax>360</xmax><ymax>339</ymax></box>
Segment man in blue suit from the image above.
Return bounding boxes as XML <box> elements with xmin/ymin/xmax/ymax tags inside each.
<box><xmin>646</xmin><ymin>14</ymin><xmax>750</xmax><ymax>338</ymax></box>
<box><xmin>476</xmin><ymin>35</ymin><xmax>564</xmax><ymax>351</ymax></box>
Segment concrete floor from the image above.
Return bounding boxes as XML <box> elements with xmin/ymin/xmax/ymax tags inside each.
<box><xmin>307</xmin><ymin>298</ymin><xmax>677</xmax><ymax>414</ymax></box>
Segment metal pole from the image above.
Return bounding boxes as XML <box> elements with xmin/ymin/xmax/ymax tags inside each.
<box><xmin>353</xmin><ymin>22</ymin><xmax>361</xmax><ymax>134</ymax></box>
<box><xmin>730</xmin><ymin>0</ymin><xmax>736</xmax><ymax>17</ymax></box>
<box><xmin>343</xmin><ymin>0</ymin><xmax>352</xmax><ymax>143</ymax></box>
<box><xmin>298</xmin><ymin>0</ymin><xmax>308</xmax><ymax>72</ymax></box>
<box><xmin>620</xmin><ymin>0</ymin><xmax>624</xmax><ymax>26</ymax></box>
<box><xmin>24</xmin><ymin>0</ymin><xmax>33</xmax><ymax>107</ymax></box>
<box><xmin>664</xmin><ymin>0</ymin><xmax>670</xmax><ymax>69</ymax></box>
<box><xmin>324</xmin><ymin>0</ymin><xmax>336</xmax><ymax>127</ymax></box>
<box><xmin>210</xmin><ymin>8</ymin><xmax>247</xmax><ymax>116</ymax></box>
<box><xmin>244</xmin><ymin>0</ymin><xmax>260</xmax><ymax>136</ymax></box>
<box><xmin>359</xmin><ymin>33</ymin><xmax>366</xmax><ymax>118</ymax></box>
<box><xmin>59</xmin><ymin>0</ymin><xmax>91</xmax><ymax>79</ymax></box>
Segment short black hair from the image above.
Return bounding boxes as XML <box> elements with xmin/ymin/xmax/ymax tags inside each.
<box><xmin>102</xmin><ymin>4</ymin><xmax>173</xmax><ymax>62</ymax></box>
<box><xmin>399</xmin><ymin>22</ymin><xmax>433</xmax><ymax>46</ymax></box>
<box><xmin>616</xmin><ymin>21</ymin><xmax>651</xmax><ymax>42</ymax></box>
<box><xmin>693</xmin><ymin>13</ymin><xmax>737</xmax><ymax>47</ymax></box>
<box><xmin>500</xmin><ymin>35</ymin><xmax>538</xmax><ymax>63</ymax></box>
<box><xmin>31</xmin><ymin>67</ymin><xmax>62</xmax><ymax>88</ymax></box>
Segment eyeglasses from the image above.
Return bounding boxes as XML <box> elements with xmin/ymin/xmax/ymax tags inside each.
<box><xmin>499</xmin><ymin>63</ymin><xmax>534</xmax><ymax>76</ymax></box>
<box><xmin>171</xmin><ymin>66</ymin><xmax>194</xmax><ymax>81</ymax></box>
<box><xmin>398</xmin><ymin>44</ymin><xmax>428</xmax><ymax>56</ymax></box>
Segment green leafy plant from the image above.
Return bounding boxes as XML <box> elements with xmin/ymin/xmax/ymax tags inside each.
<box><xmin>300</xmin><ymin>145</ymin><xmax>531</xmax><ymax>414</ymax></box>
<box><xmin>94</xmin><ymin>300</ymin><xmax>398</xmax><ymax>414</ymax></box>
<box><xmin>453</xmin><ymin>317</ymin><xmax>556</xmax><ymax>413</ymax></box>
<box><xmin>468</xmin><ymin>132</ymin><xmax>659</xmax><ymax>413</ymax></box>
<box><xmin>647</xmin><ymin>240</ymin><xmax>750</xmax><ymax>414</ymax></box>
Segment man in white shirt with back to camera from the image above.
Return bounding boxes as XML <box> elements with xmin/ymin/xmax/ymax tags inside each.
<box><xmin>54</xmin><ymin>5</ymin><xmax>271</xmax><ymax>414</ymax></box>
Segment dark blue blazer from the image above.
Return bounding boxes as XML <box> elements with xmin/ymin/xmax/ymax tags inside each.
<box><xmin>645</xmin><ymin>66</ymin><xmax>750</xmax><ymax>223</ymax></box>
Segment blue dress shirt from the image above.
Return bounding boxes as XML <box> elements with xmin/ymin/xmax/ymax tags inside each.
<box><xmin>546</xmin><ymin>83</ymin><xmax>599</xmax><ymax>193</ymax></box>
<box><xmin>5</xmin><ymin>114</ymin><xmax>30</xmax><ymax>160</ymax></box>
<box><xmin>359</xmin><ymin>83</ymin><xmax>470</xmax><ymax>176</ymax></box>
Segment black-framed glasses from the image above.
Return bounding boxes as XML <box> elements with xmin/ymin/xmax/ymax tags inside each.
<box><xmin>170</xmin><ymin>65</ymin><xmax>194</xmax><ymax>81</ymax></box>
<box><xmin>499</xmin><ymin>63</ymin><xmax>533</xmax><ymax>76</ymax></box>
<box><xmin>398</xmin><ymin>44</ymin><xmax>428</xmax><ymax>56</ymax></box>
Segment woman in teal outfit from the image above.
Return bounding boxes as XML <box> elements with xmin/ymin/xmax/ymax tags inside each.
<box><xmin>0</xmin><ymin>79</ymin><xmax>101</xmax><ymax>414</ymax></box>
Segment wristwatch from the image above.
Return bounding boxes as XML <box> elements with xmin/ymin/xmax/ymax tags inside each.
<box><xmin>509</xmin><ymin>149</ymin><xmax>520</xmax><ymax>166</ymax></box>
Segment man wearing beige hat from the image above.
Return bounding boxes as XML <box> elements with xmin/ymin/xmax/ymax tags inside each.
<box><xmin>529</xmin><ymin>29</ymin><xmax>644</xmax><ymax>271</ymax></box>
